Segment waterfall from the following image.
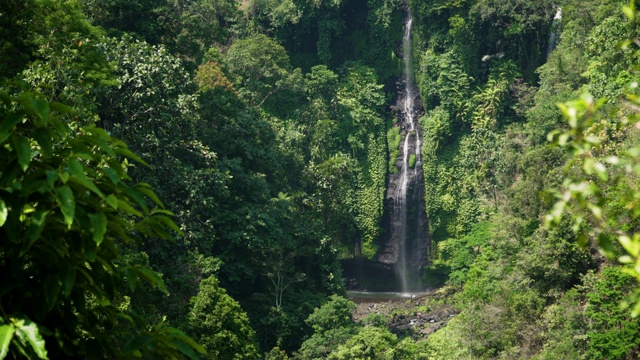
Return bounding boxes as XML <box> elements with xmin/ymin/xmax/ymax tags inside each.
<box><xmin>547</xmin><ymin>7</ymin><xmax>562</xmax><ymax>56</ymax></box>
<box><xmin>378</xmin><ymin>14</ymin><xmax>429</xmax><ymax>293</ymax></box>
<box><xmin>396</xmin><ymin>17</ymin><xmax>417</xmax><ymax>292</ymax></box>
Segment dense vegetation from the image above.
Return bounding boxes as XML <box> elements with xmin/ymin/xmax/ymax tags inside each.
<box><xmin>1</xmin><ymin>0</ymin><xmax>640</xmax><ymax>359</ymax></box>
<box><xmin>412</xmin><ymin>0</ymin><xmax>640</xmax><ymax>358</ymax></box>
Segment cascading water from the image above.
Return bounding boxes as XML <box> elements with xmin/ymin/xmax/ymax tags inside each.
<box><xmin>377</xmin><ymin>14</ymin><xmax>429</xmax><ymax>293</ymax></box>
<box><xmin>547</xmin><ymin>7</ymin><xmax>562</xmax><ymax>56</ymax></box>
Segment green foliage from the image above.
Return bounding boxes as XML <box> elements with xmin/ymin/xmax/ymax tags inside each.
<box><xmin>469</xmin><ymin>61</ymin><xmax>519</xmax><ymax>130</ymax></box>
<box><xmin>195</xmin><ymin>61</ymin><xmax>236</xmax><ymax>94</ymax></box>
<box><xmin>297</xmin><ymin>296</ymin><xmax>434</xmax><ymax>359</ymax></box>
<box><xmin>265</xmin><ymin>346</ymin><xmax>290</xmax><ymax>360</ymax></box>
<box><xmin>0</xmin><ymin>89</ymin><xmax>202</xmax><ymax>358</ymax></box>
<box><xmin>96</xmin><ymin>35</ymin><xmax>198</xmax><ymax>142</ymax></box>
<box><xmin>423</xmin><ymin>318</ymin><xmax>468</xmax><ymax>359</ymax></box>
<box><xmin>362</xmin><ymin>0</ymin><xmax>403</xmax><ymax>81</ymax></box>
<box><xmin>517</xmin><ymin>225</ymin><xmax>594</xmax><ymax>298</ymax></box>
<box><xmin>422</xmin><ymin>106</ymin><xmax>452</xmax><ymax>151</ymax></box>
<box><xmin>417</xmin><ymin>49</ymin><xmax>472</xmax><ymax>116</ymax></box>
<box><xmin>3</xmin><ymin>0</ymin><xmax>397</xmax><ymax>357</ymax></box>
<box><xmin>10</xmin><ymin>0</ymin><xmax>640</xmax><ymax>358</ymax></box>
<box><xmin>387</xmin><ymin>125</ymin><xmax>402</xmax><ymax>174</ymax></box>
<box><xmin>0</xmin><ymin>0</ymin><xmax>103</xmax><ymax>79</ymax></box>
<box><xmin>336</xmin><ymin>64</ymin><xmax>387</xmax><ymax>253</ymax></box>
<box><xmin>225</xmin><ymin>33</ymin><xmax>295</xmax><ymax>107</ymax></box>
<box><xmin>255</xmin><ymin>0</ymin><xmax>402</xmax><ymax>81</ymax></box>
<box><xmin>81</xmin><ymin>0</ymin><xmax>240</xmax><ymax>64</ymax></box>
<box><xmin>305</xmin><ymin>295</ymin><xmax>356</xmax><ymax>333</ymax></box>
<box><xmin>582</xmin><ymin>14</ymin><xmax>639</xmax><ymax>99</ymax></box>
<box><xmin>430</xmin><ymin>221</ymin><xmax>492</xmax><ymax>286</ymax></box>
<box><xmin>468</xmin><ymin>0</ymin><xmax>553</xmax><ymax>77</ymax></box>
<box><xmin>362</xmin><ymin>313</ymin><xmax>388</xmax><ymax>327</ymax></box>
<box><xmin>188</xmin><ymin>276</ymin><xmax>259</xmax><ymax>360</ymax></box>
<box><xmin>297</xmin><ymin>326</ymin><xmax>358</xmax><ymax>360</ymax></box>
<box><xmin>408</xmin><ymin>154</ymin><xmax>417</xmax><ymax>169</ymax></box>
<box><xmin>93</xmin><ymin>35</ymin><xmax>231</xmax><ymax>328</ymax></box>
<box><xmin>534</xmin><ymin>289</ymin><xmax>587</xmax><ymax>359</ymax></box>
<box><xmin>535</xmin><ymin>267</ymin><xmax>640</xmax><ymax>360</ymax></box>
<box><xmin>0</xmin><ymin>319</ymin><xmax>47</xmax><ymax>360</ymax></box>
<box><xmin>546</xmin><ymin>89</ymin><xmax>640</xmax><ymax>314</ymax></box>
<box><xmin>296</xmin><ymin>296</ymin><xmax>357</xmax><ymax>359</ymax></box>
<box><xmin>584</xmin><ymin>267</ymin><xmax>640</xmax><ymax>359</ymax></box>
<box><xmin>414</xmin><ymin>3</ymin><xmax>640</xmax><ymax>359</ymax></box>
<box><xmin>328</xmin><ymin>326</ymin><xmax>399</xmax><ymax>360</ymax></box>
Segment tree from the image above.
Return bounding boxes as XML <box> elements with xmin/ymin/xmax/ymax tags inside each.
<box><xmin>0</xmin><ymin>89</ymin><xmax>204</xmax><ymax>358</ymax></box>
<box><xmin>95</xmin><ymin>35</ymin><xmax>197</xmax><ymax>148</ymax></box>
<box><xmin>81</xmin><ymin>0</ymin><xmax>240</xmax><ymax>64</ymax></box>
<box><xmin>468</xmin><ymin>0</ymin><xmax>554</xmax><ymax>77</ymax></box>
<box><xmin>297</xmin><ymin>296</ymin><xmax>358</xmax><ymax>360</ymax></box>
<box><xmin>328</xmin><ymin>326</ymin><xmax>399</xmax><ymax>360</ymax></box>
<box><xmin>544</xmin><ymin>0</ymin><xmax>640</xmax><ymax>317</ymax></box>
<box><xmin>305</xmin><ymin>295</ymin><xmax>356</xmax><ymax>333</ymax></box>
<box><xmin>188</xmin><ymin>276</ymin><xmax>259</xmax><ymax>360</ymax></box>
<box><xmin>94</xmin><ymin>34</ymin><xmax>236</xmax><ymax>327</ymax></box>
<box><xmin>584</xmin><ymin>267</ymin><xmax>640</xmax><ymax>359</ymax></box>
<box><xmin>1</xmin><ymin>0</ymin><xmax>102</xmax><ymax>79</ymax></box>
<box><xmin>225</xmin><ymin>34</ymin><xmax>295</xmax><ymax>107</ymax></box>
<box><xmin>80</xmin><ymin>0</ymin><xmax>162</xmax><ymax>42</ymax></box>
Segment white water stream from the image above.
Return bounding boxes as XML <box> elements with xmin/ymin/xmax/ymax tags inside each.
<box><xmin>395</xmin><ymin>16</ymin><xmax>422</xmax><ymax>292</ymax></box>
<box><xmin>547</xmin><ymin>7</ymin><xmax>562</xmax><ymax>56</ymax></box>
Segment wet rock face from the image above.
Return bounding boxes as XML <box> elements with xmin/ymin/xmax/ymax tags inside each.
<box><xmin>377</xmin><ymin>142</ymin><xmax>429</xmax><ymax>290</ymax></box>
<box><xmin>376</xmin><ymin>15</ymin><xmax>429</xmax><ymax>292</ymax></box>
<box><xmin>344</xmin><ymin>14</ymin><xmax>430</xmax><ymax>293</ymax></box>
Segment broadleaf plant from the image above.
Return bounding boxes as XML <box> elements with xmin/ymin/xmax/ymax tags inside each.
<box><xmin>0</xmin><ymin>87</ymin><xmax>205</xmax><ymax>359</ymax></box>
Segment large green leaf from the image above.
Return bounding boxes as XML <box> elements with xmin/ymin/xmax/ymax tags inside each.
<box><xmin>0</xmin><ymin>112</ymin><xmax>24</xmax><ymax>144</ymax></box>
<box><xmin>83</xmin><ymin>127</ymin><xmax>116</xmax><ymax>156</ymax></box>
<box><xmin>136</xmin><ymin>217</ymin><xmax>171</xmax><ymax>239</ymax></box>
<box><xmin>150</xmin><ymin>214</ymin><xmax>181</xmax><ymax>233</ymax></box>
<box><xmin>102</xmin><ymin>167</ymin><xmax>121</xmax><ymax>185</ymax></box>
<box><xmin>169</xmin><ymin>339</ymin><xmax>199</xmax><ymax>360</ymax></box>
<box><xmin>12</xmin><ymin>135</ymin><xmax>31</xmax><ymax>172</ymax></box>
<box><xmin>0</xmin><ymin>199</ymin><xmax>7</xmax><ymax>227</ymax></box>
<box><xmin>18</xmin><ymin>94</ymin><xmax>49</xmax><ymax>125</ymax></box>
<box><xmin>121</xmin><ymin>186</ymin><xmax>148</xmax><ymax>213</ymax></box>
<box><xmin>124</xmin><ymin>268</ymin><xmax>137</xmax><ymax>292</ymax></box>
<box><xmin>107</xmin><ymin>221</ymin><xmax>134</xmax><ymax>243</ymax></box>
<box><xmin>81</xmin><ymin>237</ymin><xmax>98</xmax><ymax>262</ymax></box>
<box><xmin>67</xmin><ymin>158</ymin><xmax>85</xmax><ymax>178</ymax></box>
<box><xmin>33</xmin><ymin>128</ymin><xmax>53</xmax><ymax>154</ymax></box>
<box><xmin>14</xmin><ymin>319</ymin><xmax>47</xmax><ymax>359</ymax></box>
<box><xmin>44</xmin><ymin>274</ymin><xmax>61</xmax><ymax>311</ymax></box>
<box><xmin>67</xmin><ymin>159</ymin><xmax>103</xmax><ymax>197</ymax></box>
<box><xmin>89</xmin><ymin>213</ymin><xmax>107</xmax><ymax>245</ymax></box>
<box><xmin>105</xmin><ymin>195</ymin><xmax>118</xmax><ymax>209</ymax></box>
<box><xmin>61</xmin><ymin>261</ymin><xmax>77</xmax><ymax>298</ymax></box>
<box><xmin>0</xmin><ymin>324</ymin><xmax>15</xmax><ymax>360</ymax></box>
<box><xmin>48</xmin><ymin>101</ymin><xmax>73</xmax><ymax>114</ymax></box>
<box><xmin>168</xmin><ymin>329</ymin><xmax>206</xmax><ymax>355</ymax></box>
<box><xmin>122</xmin><ymin>335</ymin><xmax>154</xmax><ymax>354</ymax></box>
<box><xmin>133</xmin><ymin>267</ymin><xmax>167</xmax><ymax>292</ymax></box>
<box><xmin>55</xmin><ymin>186</ymin><xmax>75</xmax><ymax>228</ymax></box>
<box><xmin>116</xmin><ymin>199</ymin><xmax>142</xmax><ymax>217</ymax></box>
<box><xmin>136</xmin><ymin>183</ymin><xmax>164</xmax><ymax>208</ymax></box>
<box><xmin>114</xmin><ymin>147</ymin><xmax>148</xmax><ymax>166</ymax></box>
<box><xmin>23</xmin><ymin>210</ymin><xmax>48</xmax><ymax>256</ymax></box>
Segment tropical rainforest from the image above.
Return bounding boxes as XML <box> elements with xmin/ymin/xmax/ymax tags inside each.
<box><xmin>2</xmin><ymin>0</ymin><xmax>640</xmax><ymax>358</ymax></box>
